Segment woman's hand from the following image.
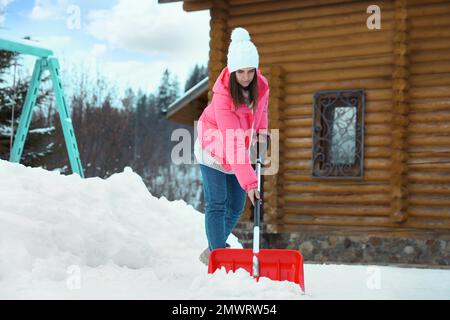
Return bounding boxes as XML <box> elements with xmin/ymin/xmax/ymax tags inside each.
<box><xmin>247</xmin><ymin>188</ymin><xmax>260</xmax><ymax>206</ymax></box>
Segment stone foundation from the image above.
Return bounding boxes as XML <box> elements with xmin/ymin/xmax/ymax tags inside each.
<box><xmin>233</xmin><ymin>222</ymin><xmax>450</xmax><ymax>268</ymax></box>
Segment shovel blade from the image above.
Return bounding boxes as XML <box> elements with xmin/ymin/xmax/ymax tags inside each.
<box><xmin>208</xmin><ymin>248</ymin><xmax>305</xmax><ymax>292</ymax></box>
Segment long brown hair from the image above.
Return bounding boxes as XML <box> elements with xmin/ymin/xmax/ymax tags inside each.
<box><xmin>229</xmin><ymin>69</ymin><xmax>258</xmax><ymax>111</ymax></box>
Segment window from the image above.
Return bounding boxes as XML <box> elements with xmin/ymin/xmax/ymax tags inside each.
<box><xmin>312</xmin><ymin>89</ymin><xmax>365</xmax><ymax>178</ymax></box>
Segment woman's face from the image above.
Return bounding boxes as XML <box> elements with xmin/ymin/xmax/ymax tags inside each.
<box><xmin>235</xmin><ymin>67</ymin><xmax>256</xmax><ymax>88</ymax></box>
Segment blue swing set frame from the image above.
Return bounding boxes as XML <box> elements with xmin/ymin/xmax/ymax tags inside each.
<box><xmin>0</xmin><ymin>35</ymin><xmax>84</xmax><ymax>177</ymax></box>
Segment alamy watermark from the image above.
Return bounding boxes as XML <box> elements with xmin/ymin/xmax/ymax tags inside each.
<box><xmin>66</xmin><ymin>5</ymin><xmax>81</xmax><ymax>30</ymax></box>
<box><xmin>66</xmin><ymin>265</ymin><xmax>81</xmax><ymax>290</ymax></box>
<box><xmin>170</xmin><ymin>121</ymin><xmax>279</xmax><ymax>175</ymax></box>
<box><xmin>367</xmin><ymin>5</ymin><xmax>381</xmax><ymax>30</ymax></box>
<box><xmin>366</xmin><ymin>266</ymin><xmax>382</xmax><ymax>290</ymax></box>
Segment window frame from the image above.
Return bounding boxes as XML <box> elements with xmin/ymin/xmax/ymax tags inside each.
<box><xmin>311</xmin><ymin>89</ymin><xmax>365</xmax><ymax>179</ymax></box>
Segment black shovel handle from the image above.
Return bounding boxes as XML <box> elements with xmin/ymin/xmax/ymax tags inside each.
<box><xmin>253</xmin><ymin>132</ymin><xmax>269</xmax><ymax>228</ymax></box>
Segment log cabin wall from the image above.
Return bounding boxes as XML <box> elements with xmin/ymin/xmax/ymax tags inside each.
<box><xmin>406</xmin><ymin>0</ymin><xmax>450</xmax><ymax>230</ymax></box>
<box><xmin>208</xmin><ymin>0</ymin><xmax>230</xmax><ymax>101</ymax></box>
<box><xmin>228</xmin><ymin>0</ymin><xmax>398</xmax><ymax>229</ymax></box>
<box><xmin>224</xmin><ymin>0</ymin><xmax>450</xmax><ymax>233</ymax></box>
<box><xmin>200</xmin><ymin>0</ymin><xmax>450</xmax><ymax>265</ymax></box>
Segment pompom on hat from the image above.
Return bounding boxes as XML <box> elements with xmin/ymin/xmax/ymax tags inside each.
<box><xmin>227</xmin><ymin>27</ymin><xmax>259</xmax><ymax>73</ymax></box>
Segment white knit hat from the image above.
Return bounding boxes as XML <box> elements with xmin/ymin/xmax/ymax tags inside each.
<box><xmin>227</xmin><ymin>27</ymin><xmax>259</xmax><ymax>73</ymax></box>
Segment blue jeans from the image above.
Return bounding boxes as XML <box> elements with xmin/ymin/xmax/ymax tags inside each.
<box><xmin>199</xmin><ymin>164</ymin><xmax>247</xmax><ymax>250</ymax></box>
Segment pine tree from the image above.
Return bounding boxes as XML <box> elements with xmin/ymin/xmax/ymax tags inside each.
<box><xmin>0</xmin><ymin>49</ymin><xmax>54</xmax><ymax>167</ymax></box>
<box><xmin>184</xmin><ymin>64</ymin><xmax>208</xmax><ymax>92</ymax></box>
<box><xmin>158</xmin><ymin>69</ymin><xmax>180</xmax><ymax>113</ymax></box>
<box><xmin>134</xmin><ymin>93</ymin><xmax>147</xmax><ymax>169</ymax></box>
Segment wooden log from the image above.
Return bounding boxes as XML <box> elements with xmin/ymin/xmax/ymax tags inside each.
<box><xmin>208</xmin><ymin>66</ymin><xmax>223</xmax><ymax>77</ymax></box>
<box><xmin>408</xmin><ymin>208</ymin><xmax>450</xmax><ymax>219</ymax></box>
<box><xmin>208</xmin><ymin>7</ymin><xmax>227</xmax><ymax>72</ymax></box>
<box><xmin>368</xmin><ymin>136</ymin><xmax>393</xmax><ymax>147</ymax></box>
<box><xmin>210</xmin><ymin>17</ymin><xmax>227</xmax><ymax>27</ymax></box>
<box><xmin>282</xmin><ymin>215</ymin><xmax>450</xmax><ymax>229</ymax></box>
<box><xmin>408</xmin><ymin>2</ymin><xmax>450</xmax><ymax>17</ymax></box>
<box><xmin>284</xmin><ymin>123</ymin><xmax>393</xmax><ymax>137</ymax></box>
<box><xmin>408</xmin><ymin>163</ymin><xmax>450</xmax><ymax>170</ymax></box>
<box><xmin>282</xmin><ymin>57</ymin><xmax>394</xmax><ymax>77</ymax></box>
<box><xmin>410</xmin><ymin>98</ymin><xmax>450</xmax><ymax>112</ymax></box>
<box><xmin>365</xmin><ymin>113</ymin><xmax>393</xmax><ymax>124</ymax></box>
<box><xmin>230</xmin><ymin>10</ymin><xmax>394</xmax><ymax>33</ymax></box>
<box><xmin>409</xmin><ymin>0</ymin><xmax>450</xmax><ymax>6</ymax></box>
<box><xmin>282</xmin><ymin>106</ymin><xmax>312</xmax><ymax>117</ymax></box>
<box><xmin>283</xmin><ymin>136</ymin><xmax>392</xmax><ymax>148</ymax></box>
<box><xmin>282</xmin><ymin>101</ymin><xmax>393</xmax><ymax>118</ymax></box>
<box><xmin>283</xmin><ymin>193</ymin><xmax>391</xmax><ymax>205</ymax></box>
<box><xmin>410</xmin><ymin>76</ymin><xmax>450</xmax><ymax>89</ymax></box>
<box><xmin>409</xmin><ymin>144</ymin><xmax>450</xmax><ymax>153</ymax></box>
<box><xmin>409</xmin><ymin>184</ymin><xmax>450</xmax><ymax>195</ymax></box>
<box><xmin>210</xmin><ymin>40</ymin><xmax>228</xmax><ymax>51</ymax></box>
<box><xmin>182</xmin><ymin>0</ymin><xmax>213</xmax><ymax>12</ymax></box>
<box><xmin>229</xmin><ymin>0</ymin><xmax>374</xmax><ymax>17</ymax></box>
<box><xmin>255</xmin><ymin>29</ymin><xmax>394</xmax><ymax>53</ymax></box>
<box><xmin>409</xmin><ymin>157</ymin><xmax>450</xmax><ymax>168</ymax></box>
<box><xmin>365</xmin><ymin>147</ymin><xmax>393</xmax><ymax>158</ymax></box>
<box><xmin>283</xmin><ymin>118</ymin><xmax>312</xmax><ymax>127</ymax></box>
<box><xmin>228</xmin><ymin>0</ymin><xmax>272</xmax><ymax>5</ymax></box>
<box><xmin>261</xmin><ymin>43</ymin><xmax>393</xmax><ymax>65</ymax></box>
<box><xmin>259</xmin><ymin>22</ymin><xmax>394</xmax><ymax>51</ymax></box>
<box><xmin>282</xmin><ymin>153</ymin><xmax>392</xmax><ymax>171</ymax></box>
<box><xmin>283</xmin><ymin>149</ymin><xmax>312</xmax><ymax>160</ymax></box>
<box><xmin>410</xmin><ymin>28</ymin><xmax>450</xmax><ymax>42</ymax></box>
<box><xmin>282</xmin><ymin>183</ymin><xmax>391</xmax><ymax>194</ymax></box>
<box><xmin>410</xmin><ymin>50</ymin><xmax>450</xmax><ymax>65</ymax></box>
<box><xmin>209</xmin><ymin>30</ymin><xmax>228</xmax><ymax>43</ymax></box>
<box><xmin>409</xmin><ymin>151</ymin><xmax>450</xmax><ymax>160</ymax></box>
<box><xmin>283</xmin><ymin>128</ymin><xmax>312</xmax><ymax>138</ymax></box>
<box><xmin>278</xmin><ymin>223</ymin><xmax>450</xmax><ymax>236</ymax></box>
<box><xmin>284</xmin><ymin>66</ymin><xmax>393</xmax><ymax>84</ymax></box>
<box><xmin>280</xmin><ymin>167</ymin><xmax>393</xmax><ymax>181</ymax></box>
<box><xmin>408</xmin><ymin>171</ymin><xmax>450</xmax><ymax>183</ymax></box>
<box><xmin>369</xmin><ymin>159</ymin><xmax>393</xmax><ymax>170</ymax></box>
<box><xmin>282</xmin><ymin>214</ymin><xmax>392</xmax><ymax>227</ymax></box>
<box><xmin>285</xmin><ymin>89</ymin><xmax>393</xmax><ymax>104</ymax></box>
<box><xmin>283</xmin><ymin>137</ymin><xmax>311</xmax><ymax>148</ymax></box>
<box><xmin>208</xmin><ymin>49</ymin><xmax>227</xmax><ymax>62</ymax></box>
<box><xmin>208</xmin><ymin>61</ymin><xmax>226</xmax><ymax>72</ymax></box>
<box><xmin>409</xmin><ymin>135</ymin><xmax>450</xmax><ymax>146</ymax></box>
<box><xmin>284</xmin><ymin>78</ymin><xmax>393</xmax><ymax>93</ymax></box>
<box><xmin>263</xmin><ymin>64</ymin><xmax>286</xmax><ymax>223</ymax></box>
<box><xmin>283</xmin><ymin>205</ymin><xmax>390</xmax><ymax>216</ymax></box>
<box><xmin>404</xmin><ymin>218</ymin><xmax>450</xmax><ymax>230</ymax></box>
<box><xmin>409</xmin><ymin>195</ymin><xmax>450</xmax><ymax>207</ymax></box>
<box><xmin>283</xmin><ymin>171</ymin><xmax>391</xmax><ymax>183</ymax></box>
<box><xmin>411</xmin><ymin>62</ymin><xmax>450</xmax><ymax>76</ymax></box>
<box><xmin>230</xmin><ymin>0</ymin><xmax>394</xmax><ymax>18</ymax></box>
<box><xmin>410</xmin><ymin>38</ymin><xmax>450</xmax><ymax>51</ymax></box>
<box><xmin>409</xmin><ymin>123</ymin><xmax>450</xmax><ymax>134</ymax></box>
<box><xmin>410</xmin><ymin>13</ymin><xmax>450</xmax><ymax>29</ymax></box>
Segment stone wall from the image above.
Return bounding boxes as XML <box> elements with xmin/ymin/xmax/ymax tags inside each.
<box><xmin>233</xmin><ymin>222</ymin><xmax>450</xmax><ymax>267</ymax></box>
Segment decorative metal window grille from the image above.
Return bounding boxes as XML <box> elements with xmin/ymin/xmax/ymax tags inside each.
<box><xmin>312</xmin><ymin>89</ymin><xmax>365</xmax><ymax>178</ymax></box>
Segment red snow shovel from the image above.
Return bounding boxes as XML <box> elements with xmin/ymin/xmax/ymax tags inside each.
<box><xmin>208</xmin><ymin>135</ymin><xmax>305</xmax><ymax>292</ymax></box>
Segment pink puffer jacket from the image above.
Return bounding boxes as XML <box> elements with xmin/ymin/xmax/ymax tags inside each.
<box><xmin>197</xmin><ymin>66</ymin><xmax>269</xmax><ymax>192</ymax></box>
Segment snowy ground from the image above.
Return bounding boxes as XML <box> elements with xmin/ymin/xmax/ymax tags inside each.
<box><xmin>0</xmin><ymin>160</ymin><xmax>449</xmax><ymax>300</ymax></box>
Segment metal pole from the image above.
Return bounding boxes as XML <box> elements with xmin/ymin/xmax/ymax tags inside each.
<box><xmin>9</xmin><ymin>59</ymin><xmax>43</xmax><ymax>163</ymax></box>
<box><xmin>252</xmin><ymin>134</ymin><xmax>262</xmax><ymax>278</ymax></box>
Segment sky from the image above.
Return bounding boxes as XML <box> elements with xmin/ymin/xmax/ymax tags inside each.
<box><xmin>0</xmin><ymin>0</ymin><xmax>210</xmax><ymax>96</ymax></box>
<box><xmin>1</xmin><ymin>158</ymin><xmax>450</xmax><ymax>299</ymax></box>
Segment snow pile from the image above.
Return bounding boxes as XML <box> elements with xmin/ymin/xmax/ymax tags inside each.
<box><xmin>0</xmin><ymin>160</ymin><xmax>301</xmax><ymax>299</ymax></box>
<box><xmin>0</xmin><ymin>159</ymin><xmax>449</xmax><ymax>299</ymax></box>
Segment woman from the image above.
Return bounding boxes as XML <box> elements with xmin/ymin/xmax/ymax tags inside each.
<box><xmin>194</xmin><ymin>27</ymin><xmax>270</xmax><ymax>265</ymax></box>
